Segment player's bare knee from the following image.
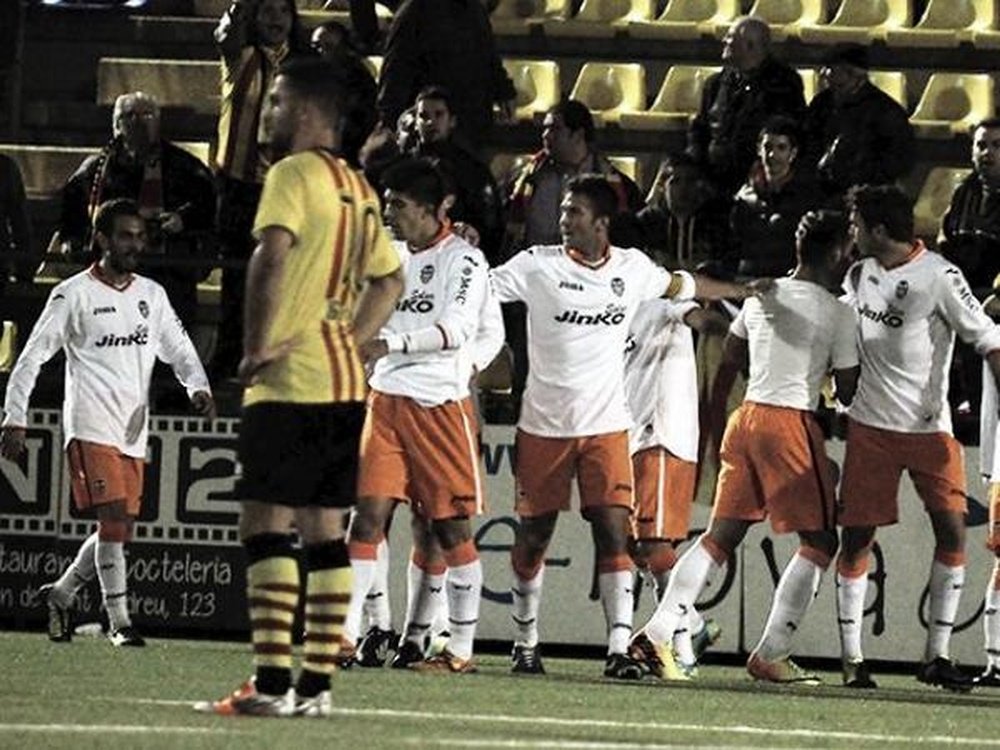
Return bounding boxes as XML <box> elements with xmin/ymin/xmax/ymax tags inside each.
<box><xmin>432</xmin><ymin>517</ymin><xmax>473</xmax><ymax>550</ymax></box>
<box><xmin>800</xmin><ymin>530</ymin><xmax>838</xmax><ymax>561</ymax></box>
<box><xmin>349</xmin><ymin>498</ymin><xmax>393</xmax><ymax>543</ymax></box>
<box><xmin>98</xmin><ymin>518</ymin><xmax>131</xmax><ymax>542</ymax></box>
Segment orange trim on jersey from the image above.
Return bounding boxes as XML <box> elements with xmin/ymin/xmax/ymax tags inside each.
<box><xmin>409</xmin><ymin>221</ymin><xmax>453</xmax><ymax>254</ymax></box>
<box><xmin>88</xmin><ymin>263</ymin><xmax>134</xmax><ymax>292</ymax></box>
<box><xmin>880</xmin><ymin>240</ymin><xmax>926</xmax><ymax>271</ymax></box>
<box><xmin>565</xmin><ymin>244</ymin><xmax>611</xmax><ymax>269</ymax></box>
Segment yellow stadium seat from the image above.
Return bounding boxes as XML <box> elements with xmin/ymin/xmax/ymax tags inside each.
<box><xmin>0</xmin><ymin>321</ymin><xmax>17</xmax><ymax>373</ymax></box>
<box><xmin>569</xmin><ymin>63</ymin><xmax>646</xmax><ymax>123</ymax></box>
<box><xmin>502</xmin><ymin>59</ymin><xmax>561</xmax><ymax>122</ymax></box>
<box><xmin>746</xmin><ymin>0</ymin><xmax>825</xmax><ymax>41</ymax></box>
<box><xmin>628</xmin><ymin>0</ymin><xmax>740</xmax><ymax>40</ymax></box>
<box><xmin>607</xmin><ymin>155</ymin><xmax>641</xmax><ymax>185</ymax></box>
<box><xmin>910</xmin><ymin>73</ymin><xmax>995</xmax><ymax>139</ymax></box>
<box><xmin>490</xmin><ymin>0</ymin><xmax>571</xmax><ymax>35</ymax></box>
<box><xmin>799</xmin><ymin>0</ymin><xmax>912</xmax><ymax>44</ymax></box>
<box><xmin>490</xmin><ymin>152</ymin><xmax>533</xmax><ymax>183</ymax></box>
<box><xmin>619</xmin><ymin>65</ymin><xmax>719</xmax><ymax>130</ymax></box>
<box><xmin>869</xmin><ymin>70</ymin><xmax>908</xmax><ymax>109</ymax></box>
<box><xmin>96</xmin><ymin>58</ymin><xmax>220</xmax><ymax>114</ymax></box>
<box><xmin>913</xmin><ymin>166</ymin><xmax>972</xmax><ymax>238</ymax></box>
<box><xmin>798</xmin><ymin>68</ymin><xmax>819</xmax><ymax>103</ymax></box>
<box><xmin>544</xmin><ymin>0</ymin><xmax>655</xmax><ymax>37</ymax></box>
<box><xmin>886</xmin><ymin>0</ymin><xmax>993</xmax><ymax>47</ymax></box>
<box><xmin>364</xmin><ymin>56</ymin><xmax>383</xmax><ymax>80</ymax></box>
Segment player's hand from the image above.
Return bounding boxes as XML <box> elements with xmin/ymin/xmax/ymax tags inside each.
<box><xmin>452</xmin><ymin>222</ymin><xmax>481</xmax><ymax>247</ymax></box>
<box><xmin>158</xmin><ymin>212</ymin><xmax>184</xmax><ymax>235</ymax></box>
<box><xmin>190</xmin><ymin>390</ymin><xmax>216</xmax><ymax>420</ymax></box>
<box><xmin>0</xmin><ymin>426</ymin><xmax>26</xmax><ymax>461</ymax></box>
<box><xmin>238</xmin><ymin>337</ymin><xmax>299</xmax><ymax>386</ymax></box>
<box><xmin>359</xmin><ymin>338</ymin><xmax>389</xmax><ymax>363</ymax></box>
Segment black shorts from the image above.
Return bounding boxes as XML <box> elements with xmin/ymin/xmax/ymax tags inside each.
<box><xmin>236</xmin><ymin>401</ymin><xmax>365</xmax><ymax>508</ymax></box>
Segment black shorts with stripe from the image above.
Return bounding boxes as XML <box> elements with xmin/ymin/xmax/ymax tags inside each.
<box><xmin>236</xmin><ymin>401</ymin><xmax>365</xmax><ymax>508</ymax></box>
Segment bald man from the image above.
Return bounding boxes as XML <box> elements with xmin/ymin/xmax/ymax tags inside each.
<box><xmin>688</xmin><ymin>16</ymin><xmax>806</xmax><ymax>195</ymax></box>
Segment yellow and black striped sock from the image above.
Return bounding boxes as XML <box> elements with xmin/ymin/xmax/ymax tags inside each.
<box><xmin>244</xmin><ymin>533</ymin><xmax>299</xmax><ymax>695</ymax></box>
<box><xmin>298</xmin><ymin>539</ymin><xmax>352</xmax><ymax>697</ymax></box>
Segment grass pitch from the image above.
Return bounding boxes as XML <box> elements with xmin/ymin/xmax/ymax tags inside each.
<box><xmin>3</xmin><ymin>630</ymin><xmax>1000</xmax><ymax>749</ymax></box>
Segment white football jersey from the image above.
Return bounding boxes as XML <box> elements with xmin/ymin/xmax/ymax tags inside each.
<box><xmin>844</xmin><ymin>247</ymin><xmax>1000</xmax><ymax>434</ymax></box>
<box><xmin>982</xmin><ymin>361</ymin><xmax>999</xmax><ymax>481</ymax></box>
<box><xmin>624</xmin><ymin>298</ymin><xmax>700</xmax><ymax>460</ymax></box>
<box><xmin>732</xmin><ymin>278</ymin><xmax>858</xmax><ymax>412</ymax></box>
<box><xmin>371</xmin><ymin>233</ymin><xmax>500</xmax><ymax>406</ymax></box>
<box><xmin>2</xmin><ymin>267</ymin><xmax>210</xmax><ymax>457</ymax></box>
<box><xmin>490</xmin><ymin>245</ymin><xmax>681</xmax><ymax>438</ymax></box>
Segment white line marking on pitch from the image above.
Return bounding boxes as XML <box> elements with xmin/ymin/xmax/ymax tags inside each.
<box><xmin>98</xmin><ymin>697</ymin><xmax>1000</xmax><ymax>747</ymax></box>
<box><xmin>408</xmin><ymin>739</ymin><xmax>767</xmax><ymax>750</ymax></box>
<box><xmin>0</xmin><ymin>724</ymin><xmax>244</xmax><ymax>735</ymax></box>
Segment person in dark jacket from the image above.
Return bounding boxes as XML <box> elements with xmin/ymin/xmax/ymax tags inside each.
<box><xmin>0</xmin><ymin>154</ymin><xmax>33</xmax><ymax>283</ymax></box>
<box><xmin>730</xmin><ymin>116</ymin><xmax>824</xmax><ymax>278</ymax></box>
<box><xmin>376</xmin><ymin>0</ymin><xmax>516</xmax><ymax>152</ymax></box>
<box><xmin>688</xmin><ymin>16</ymin><xmax>805</xmax><ymax>196</ymax></box>
<box><xmin>804</xmin><ymin>43</ymin><xmax>915</xmax><ymax>200</ymax></box>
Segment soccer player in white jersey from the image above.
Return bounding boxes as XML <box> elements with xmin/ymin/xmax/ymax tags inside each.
<box><xmin>629</xmin><ymin>210</ymin><xmax>859</xmax><ymax>683</ymax></box>
<box><xmin>624</xmin><ymin>296</ymin><xmax>727</xmax><ymax>675</ymax></box>
<box><xmin>0</xmin><ymin>198</ymin><xmax>214</xmax><ymax>647</ymax></box>
<box><xmin>347</xmin><ymin>158</ymin><xmax>503</xmax><ymax>673</ymax></box>
<box><xmin>836</xmin><ymin>185</ymin><xmax>1000</xmax><ymax>692</ymax></box>
<box><xmin>490</xmin><ymin>174</ymin><xmax>759</xmax><ymax>678</ymax></box>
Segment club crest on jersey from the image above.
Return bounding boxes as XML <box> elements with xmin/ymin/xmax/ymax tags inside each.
<box><xmin>611</xmin><ymin>277</ymin><xmax>625</xmax><ymax>297</ymax></box>
<box><xmin>420</xmin><ymin>265</ymin><xmax>434</xmax><ymax>284</ymax></box>
<box><xmin>138</xmin><ymin>300</ymin><xmax>149</xmax><ymax>318</ymax></box>
<box><xmin>895</xmin><ymin>280</ymin><xmax>908</xmax><ymax>300</ymax></box>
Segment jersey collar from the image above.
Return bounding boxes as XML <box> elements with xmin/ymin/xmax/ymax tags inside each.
<box><xmin>565</xmin><ymin>243</ymin><xmax>611</xmax><ymax>269</ymax></box>
<box><xmin>879</xmin><ymin>239</ymin><xmax>925</xmax><ymax>271</ymax></box>
<box><xmin>89</xmin><ymin>262</ymin><xmax>134</xmax><ymax>291</ymax></box>
<box><xmin>409</xmin><ymin>220</ymin><xmax>452</xmax><ymax>254</ymax></box>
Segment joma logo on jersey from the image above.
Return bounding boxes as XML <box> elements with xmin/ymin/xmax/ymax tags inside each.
<box><xmin>95</xmin><ymin>327</ymin><xmax>150</xmax><ymax>347</ymax></box>
<box><xmin>93</xmin><ymin>306</ymin><xmax>116</xmax><ymax>315</ymax></box>
<box><xmin>397</xmin><ymin>292</ymin><xmax>434</xmax><ymax>314</ymax></box>
<box><xmin>559</xmin><ymin>281</ymin><xmax>584</xmax><ymax>291</ymax></box>
<box><xmin>858</xmin><ymin>303</ymin><xmax>903</xmax><ymax>328</ymax></box>
<box><xmin>554</xmin><ymin>305</ymin><xmax>627</xmax><ymax>326</ymax></box>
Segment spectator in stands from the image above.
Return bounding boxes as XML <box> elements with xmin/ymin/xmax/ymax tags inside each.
<box><xmin>376</xmin><ymin>0</ymin><xmax>516</xmax><ymax>152</ymax></box>
<box><xmin>310</xmin><ymin>19</ymin><xmax>378</xmax><ymax>167</ymax></box>
<box><xmin>631</xmin><ymin>153</ymin><xmax>732</xmax><ymax>271</ymax></box>
<box><xmin>939</xmin><ymin>119</ymin><xmax>1000</xmax><ymax>416</ymax></box>
<box><xmin>0</xmin><ymin>153</ymin><xmax>33</xmax><ymax>283</ymax></box>
<box><xmin>57</xmin><ymin>92</ymin><xmax>216</xmax><ymax>331</ymax></box>
<box><xmin>211</xmin><ymin>0</ymin><xmax>309</xmax><ymax>380</ymax></box>
<box><xmin>803</xmin><ymin>44</ymin><xmax>914</xmax><ymax>201</ymax></box>
<box><xmin>363</xmin><ymin>86</ymin><xmax>505</xmax><ymax>264</ymax></box>
<box><xmin>730</xmin><ymin>116</ymin><xmax>823</xmax><ymax>278</ymax></box>
<box><xmin>688</xmin><ymin>16</ymin><xmax>805</xmax><ymax>196</ymax></box>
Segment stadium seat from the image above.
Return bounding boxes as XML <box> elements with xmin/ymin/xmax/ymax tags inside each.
<box><xmin>910</xmin><ymin>73</ymin><xmax>994</xmax><ymax>139</ymax></box>
<box><xmin>798</xmin><ymin>68</ymin><xmax>819</xmax><ymax>103</ymax></box>
<box><xmin>0</xmin><ymin>322</ymin><xmax>16</xmax><ymax>373</ymax></box>
<box><xmin>97</xmin><ymin>58</ymin><xmax>219</xmax><ymax>114</ymax></box>
<box><xmin>607</xmin><ymin>155</ymin><xmax>641</xmax><ymax>185</ymax></box>
<box><xmin>619</xmin><ymin>65</ymin><xmax>719</xmax><ymax>130</ymax></box>
<box><xmin>544</xmin><ymin>0</ymin><xmax>655</xmax><ymax>38</ymax></box>
<box><xmin>628</xmin><ymin>0</ymin><xmax>740</xmax><ymax>40</ymax></box>
<box><xmin>569</xmin><ymin>63</ymin><xmax>646</xmax><ymax>123</ymax></box>
<box><xmin>489</xmin><ymin>151</ymin><xmax>640</xmax><ymax>185</ymax></box>
<box><xmin>746</xmin><ymin>0</ymin><xmax>825</xmax><ymax>41</ymax></box>
<box><xmin>886</xmin><ymin>0</ymin><xmax>993</xmax><ymax>47</ymax></box>
<box><xmin>798</xmin><ymin>0</ymin><xmax>912</xmax><ymax>44</ymax></box>
<box><xmin>364</xmin><ymin>56</ymin><xmax>383</xmax><ymax>80</ymax></box>
<box><xmin>502</xmin><ymin>59</ymin><xmax>560</xmax><ymax>122</ymax></box>
<box><xmin>869</xmin><ymin>70</ymin><xmax>908</xmax><ymax>109</ymax></box>
<box><xmin>490</xmin><ymin>0</ymin><xmax>571</xmax><ymax>35</ymax></box>
<box><xmin>913</xmin><ymin>166</ymin><xmax>971</xmax><ymax>238</ymax></box>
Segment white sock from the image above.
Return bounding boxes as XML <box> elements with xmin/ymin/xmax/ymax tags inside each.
<box><xmin>344</xmin><ymin>554</ymin><xmax>377</xmax><ymax>645</ymax></box>
<box><xmin>673</xmin><ymin>612</ymin><xmax>696</xmax><ymax>666</ymax></box>
<box><xmin>430</xmin><ymin>588</ymin><xmax>450</xmax><ymax>639</ymax></box>
<box><xmin>511</xmin><ymin>566</ymin><xmax>544</xmax><ymax>648</ymax></box>
<box><xmin>95</xmin><ymin>539</ymin><xmax>130</xmax><ymax>631</ymax></box>
<box><xmin>756</xmin><ymin>552</ymin><xmax>825</xmax><ymax>661</ymax></box>
<box><xmin>404</xmin><ymin>558</ymin><xmax>445</xmax><ymax>646</ymax></box>
<box><xmin>645</xmin><ymin>541</ymin><xmax>718</xmax><ymax>645</ymax></box>
<box><xmin>985</xmin><ymin>562</ymin><xmax>1000</xmax><ymax>669</ymax></box>
<box><xmin>51</xmin><ymin>532</ymin><xmax>99</xmax><ymax>607</ymax></box>
<box><xmin>925</xmin><ymin>559</ymin><xmax>965</xmax><ymax>662</ymax></box>
<box><xmin>688</xmin><ymin>606</ymin><xmax>706</xmax><ymax>637</ymax></box>
<box><xmin>599</xmin><ymin>569</ymin><xmax>634</xmax><ymax>655</ymax></box>
<box><xmin>836</xmin><ymin>571</ymin><xmax>867</xmax><ymax>663</ymax></box>
<box><xmin>446</xmin><ymin>559</ymin><xmax>482</xmax><ymax>660</ymax></box>
<box><xmin>363</xmin><ymin>539</ymin><xmax>392</xmax><ymax>631</ymax></box>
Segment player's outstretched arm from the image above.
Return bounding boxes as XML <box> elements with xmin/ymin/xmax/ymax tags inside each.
<box><xmin>689</xmin><ymin>273</ymin><xmax>773</xmax><ymax>302</ymax></box>
<box><xmin>704</xmin><ymin>332</ymin><xmax>748</xmax><ymax>463</ymax></box>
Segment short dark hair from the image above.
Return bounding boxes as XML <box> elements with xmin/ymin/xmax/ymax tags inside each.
<box><xmin>416</xmin><ymin>85</ymin><xmax>454</xmax><ymax>115</ymax></box>
<box><xmin>759</xmin><ymin>115</ymin><xmax>801</xmax><ymax>150</ymax></box>
<box><xmin>93</xmin><ymin>198</ymin><xmax>141</xmax><ymax>238</ymax></box>
<box><xmin>381</xmin><ymin>157</ymin><xmax>448</xmax><ymax>210</ymax></box>
<box><xmin>565</xmin><ymin>174</ymin><xmax>619</xmax><ymax>222</ymax></box>
<box><xmin>976</xmin><ymin>117</ymin><xmax>1000</xmax><ymax>132</ymax></box>
<box><xmin>848</xmin><ymin>184</ymin><xmax>914</xmax><ymax>243</ymax></box>
<box><xmin>796</xmin><ymin>210</ymin><xmax>849</xmax><ymax>266</ymax></box>
<box><xmin>550</xmin><ymin>99</ymin><xmax>595</xmax><ymax>144</ymax></box>
<box><xmin>276</xmin><ymin>57</ymin><xmax>345</xmax><ymax>129</ymax></box>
